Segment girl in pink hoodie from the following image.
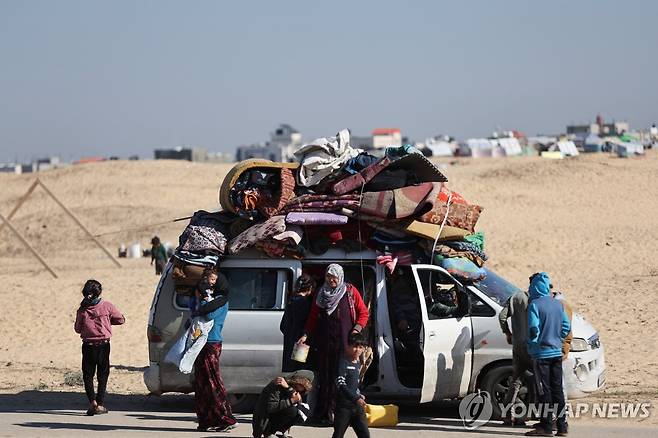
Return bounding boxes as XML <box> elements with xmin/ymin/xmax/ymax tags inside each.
<box><xmin>74</xmin><ymin>279</ymin><xmax>125</xmax><ymax>416</ymax></box>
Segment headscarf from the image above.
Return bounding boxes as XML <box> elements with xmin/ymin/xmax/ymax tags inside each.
<box><xmin>80</xmin><ymin>295</ymin><xmax>101</xmax><ymax>308</ymax></box>
<box><xmin>316</xmin><ymin>264</ymin><xmax>347</xmax><ymax>315</ymax></box>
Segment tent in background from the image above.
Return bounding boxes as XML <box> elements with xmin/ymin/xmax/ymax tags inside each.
<box><xmin>584</xmin><ymin>134</ymin><xmax>604</xmax><ymax>153</ymax></box>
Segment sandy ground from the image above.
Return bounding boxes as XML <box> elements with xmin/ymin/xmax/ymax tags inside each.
<box><xmin>0</xmin><ymin>151</ymin><xmax>657</xmax><ymax>425</ymax></box>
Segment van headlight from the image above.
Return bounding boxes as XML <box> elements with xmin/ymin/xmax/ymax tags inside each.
<box><xmin>570</xmin><ymin>338</ymin><xmax>589</xmax><ymax>352</ymax></box>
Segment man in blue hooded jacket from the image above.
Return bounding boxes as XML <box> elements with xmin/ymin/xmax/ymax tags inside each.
<box><xmin>525</xmin><ymin>272</ymin><xmax>571</xmax><ymax>437</ymax></box>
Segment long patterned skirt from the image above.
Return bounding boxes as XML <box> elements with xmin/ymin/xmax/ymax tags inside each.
<box><xmin>194</xmin><ymin>342</ymin><xmax>237</xmax><ymax>430</ymax></box>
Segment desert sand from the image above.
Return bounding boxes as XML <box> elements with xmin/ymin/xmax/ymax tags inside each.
<box><xmin>0</xmin><ymin>151</ymin><xmax>657</xmax><ymax>423</ymax></box>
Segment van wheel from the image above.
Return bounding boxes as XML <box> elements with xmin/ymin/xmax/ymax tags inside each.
<box><xmin>480</xmin><ymin>365</ymin><xmax>532</xmax><ymax>420</ymax></box>
<box><xmin>228</xmin><ymin>393</ymin><xmax>258</xmax><ymax>413</ymax></box>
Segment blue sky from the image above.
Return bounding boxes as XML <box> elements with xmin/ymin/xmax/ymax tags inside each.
<box><xmin>1</xmin><ymin>0</ymin><xmax>656</xmax><ymax>161</ymax></box>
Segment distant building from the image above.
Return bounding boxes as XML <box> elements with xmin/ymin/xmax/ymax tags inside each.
<box><xmin>236</xmin><ymin>124</ymin><xmax>302</xmax><ymax>162</ymax></box>
<box><xmin>154</xmin><ymin>147</ymin><xmax>208</xmax><ymax>162</ymax></box>
<box><xmin>567</xmin><ymin>115</ymin><xmax>630</xmax><ymax>136</ymax></box>
<box><xmin>350</xmin><ymin>135</ymin><xmax>374</xmax><ymax>150</ymax></box>
<box><xmin>0</xmin><ymin>163</ymin><xmax>21</xmax><ymax>174</ymax></box>
<box><xmin>372</xmin><ymin>128</ymin><xmax>402</xmax><ymax>149</ymax></box>
<box><xmin>235</xmin><ymin>143</ymin><xmax>284</xmax><ymax>162</ymax></box>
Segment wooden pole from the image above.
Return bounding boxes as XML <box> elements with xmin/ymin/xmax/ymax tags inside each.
<box><xmin>0</xmin><ymin>211</ymin><xmax>58</xmax><ymax>278</ymax></box>
<box><xmin>36</xmin><ymin>179</ymin><xmax>122</xmax><ymax>268</ymax></box>
<box><xmin>0</xmin><ymin>179</ymin><xmax>39</xmax><ymax>235</ymax></box>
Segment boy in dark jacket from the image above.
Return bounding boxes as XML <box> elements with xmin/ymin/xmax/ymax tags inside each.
<box><xmin>252</xmin><ymin>370</ymin><xmax>313</xmax><ymax>438</ymax></box>
<box><xmin>525</xmin><ymin>272</ymin><xmax>571</xmax><ymax>437</ymax></box>
<box><xmin>332</xmin><ymin>332</ymin><xmax>370</xmax><ymax>438</ymax></box>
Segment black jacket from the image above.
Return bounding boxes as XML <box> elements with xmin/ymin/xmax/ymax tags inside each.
<box><xmin>252</xmin><ymin>380</ymin><xmax>294</xmax><ymax>438</ymax></box>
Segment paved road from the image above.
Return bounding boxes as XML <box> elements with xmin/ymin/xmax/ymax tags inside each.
<box><xmin>0</xmin><ymin>392</ymin><xmax>656</xmax><ymax>437</ymax></box>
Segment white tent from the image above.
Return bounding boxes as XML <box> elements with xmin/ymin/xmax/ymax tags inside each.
<box><xmin>424</xmin><ymin>138</ymin><xmax>454</xmax><ymax>157</ymax></box>
<box><xmin>556</xmin><ymin>140</ymin><xmax>579</xmax><ymax>157</ymax></box>
<box><xmin>466</xmin><ymin>138</ymin><xmax>493</xmax><ymax>158</ymax></box>
<box><xmin>496</xmin><ymin>137</ymin><xmax>523</xmax><ymax>156</ymax></box>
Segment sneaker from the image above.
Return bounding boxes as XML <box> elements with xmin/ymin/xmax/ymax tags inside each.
<box><xmin>533</xmin><ymin>420</ymin><xmax>557</xmax><ymax>431</ymax></box>
<box><xmin>207</xmin><ymin>424</ymin><xmax>236</xmax><ymax>433</ymax></box>
<box><xmin>94</xmin><ymin>406</ymin><xmax>108</xmax><ymax>415</ymax></box>
<box><xmin>85</xmin><ymin>408</ymin><xmax>95</xmax><ymax>416</ymax></box>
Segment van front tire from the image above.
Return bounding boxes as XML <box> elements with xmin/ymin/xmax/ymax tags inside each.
<box><xmin>480</xmin><ymin>364</ymin><xmax>532</xmax><ymax>420</ymax></box>
<box><xmin>228</xmin><ymin>393</ymin><xmax>258</xmax><ymax>413</ymax></box>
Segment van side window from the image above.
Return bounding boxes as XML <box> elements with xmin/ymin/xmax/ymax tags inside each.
<box><xmin>469</xmin><ymin>292</ymin><xmax>495</xmax><ymax>317</ymax></box>
<box><xmin>416</xmin><ymin>269</ymin><xmax>462</xmax><ymax>320</ymax></box>
<box><xmin>174</xmin><ymin>268</ymin><xmax>288</xmax><ymax>310</ymax></box>
<box><xmin>225</xmin><ymin>268</ymin><xmax>280</xmax><ymax>310</ymax></box>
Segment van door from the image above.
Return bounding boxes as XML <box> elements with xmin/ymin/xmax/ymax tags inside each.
<box><xmin>218</xmin><ymin>259</ymin><xmax>301</xmax><ymax>394</ymax></box>
<box><xmin>411</xmin><ymin>264</ymin><xmax>474</xmax><ymax>403</ymax></box>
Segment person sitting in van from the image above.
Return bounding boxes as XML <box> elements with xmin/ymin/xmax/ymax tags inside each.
<box><xmin>427</xmin><ymin>285</ymin><xmax>461</xmax><ymax>319</ymax></box>
<box><xmin>388</xmin><ymin>269</ymin><xmax>423</xmax><ymax>363</ymax></box>
<box><xmin>252</xmin><ymin>370</ymin><xmax>314</xmax><ymax>438</ymax></box>
<box><xmin>280</xmin><ymin>274</ymin><xmax>316</xmax><ymax>372</ymax></box>
<box><xmin>297</xmin><ymin>264</ymin><xmax>369</xmax><ymax>425</ymax></box>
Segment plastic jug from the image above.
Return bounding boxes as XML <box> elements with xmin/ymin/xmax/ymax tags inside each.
<box><xmin>291</xmin><ymin>343</ymin><xmax>309</xmax><ymax>363</ymax></box>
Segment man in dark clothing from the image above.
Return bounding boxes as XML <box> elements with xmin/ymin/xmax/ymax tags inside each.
<box><xmin>525</xmin><ymin>272</ymin><xmax>571</xmax><ymax>437</ymax></box>
<box><xmin>499</xmin><ymin>283</ymin><xmax>533</xmax><ymax>426</ymax></box>
<box><xmin>252</xmin><ymin>370</ymin><xmax>313</xmax><ymax>438</ymax></box>
<box><xmin>332</xmin><ymin>332</ymin><xmax>370</xmax><ymax>438</ymax></box>
<box><xmin>150</xmin><ymin>236</ymin><xmax>168</xmax><ymax>275</ymax></box>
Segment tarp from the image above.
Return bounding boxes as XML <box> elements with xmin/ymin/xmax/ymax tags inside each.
<box><xmin>556</xmin><ymin>141</ymin><xmax>579</xmax><ymax>157</ymax></box>
<box><xmin>495</xmin><ymin>138</ymin><xmax>523</xmax><ymax>156</ymax></box>
<box><xmin>424</xmin><ymin>139</ymin><xmax>454</xmax><ymax>157</ymax></box>
<box><xmin>467</xmin><ymin>138</ymin><xmax>493</xmax><ymax>158</ymax></box>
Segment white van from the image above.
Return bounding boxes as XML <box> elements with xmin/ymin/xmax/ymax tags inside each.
<box><xmin>144</xmin><ymin>248</ymin><xmax>605</xmax><ymax>416</ymax></box>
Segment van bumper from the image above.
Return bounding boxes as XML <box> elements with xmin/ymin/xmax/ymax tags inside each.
<box><xmin>564</xmin><ymin>344</ymin><xmax>606</xmax><ymax>399</ymax></box>
<box><xmin>143</xmin><ymin>362</ymin><xmax>162</xmax><ymax>395</ymax></box>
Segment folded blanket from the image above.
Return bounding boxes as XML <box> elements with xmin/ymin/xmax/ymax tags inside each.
<box><xmin>178</xmin><ymin>225</ymin><xmax>227</xmax><ymax>256</ymax></box>
<box><xmin>228</xmin><ymin>215</ymin><xmax>286</xmax><ymax>254</ymax></box>
<box><xmin>282</xmin><ymin>193</ymin><xmax>361</xmax><ymax>213</ymax></box>
<box><xmin>285</xmin><ymin>212</ymin><xmax>349</xmax><ymax>226</ymax></box>
<box><xmin>437</xmin><ymin>256</ymin><xmax>486</xmax><ymax>282</ymax></box>
<box><xmin>418</xmin><ymin>201</ymin><xmax>483</xmax><ymax>233</ymax></box>
<box><xmin>173</xmin><ymin>250</ymin><xmax>220</xmax><ymax>267</ymax></box>
<box><xmin>359</xmin><ymin>183</ymin><xmax>436</xmax><ymax>219</ymax></box>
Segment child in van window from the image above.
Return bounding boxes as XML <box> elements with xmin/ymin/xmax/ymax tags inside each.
<box><xmin>74</xmin><ymin>279</ymin><xmax>125</xmax><ymax>416</ymax></box>
<box><xmin>190</xmin><ymin>267</ymin><xmax>218</xmax><ymax>312</ymax></box>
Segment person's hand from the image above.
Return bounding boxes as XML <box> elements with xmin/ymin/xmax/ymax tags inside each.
<box><xmin>297</xmin><ymin>335</ymin><xmax>307</xmax><ymax>345</ymax></box>
<box><xmin>397</xmin><ymin>320</ymin><xmax>409</xmax><ymax>331</ymax></box>
<box><xmin>275</xmin><ymin>377</ymin><xmax>288</xmax><ymax>388</ymax></box>
<box><xmin>357</xmin><ymin>398</ymin><xmax>367</xmax><ymax>408</ymax></box>
<box><xmin>291</xmin><ymin>391</ymin><xmax>302</xmax><ymax>404</ymax></box>
<box><xmin>506</xmin><ymin>333</ymin><xmax>513</xmax><ymax>345</ymax></box>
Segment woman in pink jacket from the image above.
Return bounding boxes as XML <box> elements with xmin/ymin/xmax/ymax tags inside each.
<box><xmin>74</xmin><ymin>279</ymin><xmax>125</xmax><ymax>416</ymax></box>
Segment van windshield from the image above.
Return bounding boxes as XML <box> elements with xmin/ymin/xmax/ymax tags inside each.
<box><xmin>473</xmin><ymin>269</ymin><xmax>522</xmax><ymax>306</ymax></box>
